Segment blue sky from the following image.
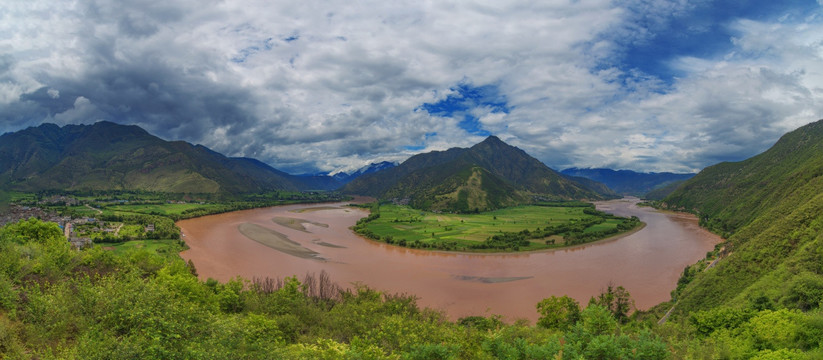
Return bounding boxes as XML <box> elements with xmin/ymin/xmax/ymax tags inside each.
<box><xmin>613</xmin><ymin>0</ymin><xmax>822</xmax><ymax>83</ymax></box>
<box><xmin>2</xmin><ymin>0</ymin><xmax>822</xmax><ymax>174</ymax></box>
<box><xmin>421</xmin><ymin>83</ymin><xmax>510</xmax><ymax>137</ymax></box>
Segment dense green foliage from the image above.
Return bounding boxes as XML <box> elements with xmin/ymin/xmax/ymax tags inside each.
<box><xmin>643</xmin><ymin>180</ymin><xmax>688</xmax><ymax>201</ymax></box>
<box><xmin>352</xmin><ymin>203</ymin><xmax>640</xmax><ymax>252</ymax></box>
<box><xmin>663</xmin><ymin>119</ymin><xmax>823</xmax><ymax>236</ymax></box>
<box><xmin>658</xmin><ymin>120</ymin><xmax>823</xmax><ymax>317</ymax></box>
<box><xmin>343</xmin><ymin>136</ymin><xmax>615</xmax><ymax>212</ymax></box>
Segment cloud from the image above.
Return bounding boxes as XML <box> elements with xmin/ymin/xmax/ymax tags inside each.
<box><xmin>1</xmin><ymin>0</ymin><xmax>822</xmax><ymax>175</ymax></box>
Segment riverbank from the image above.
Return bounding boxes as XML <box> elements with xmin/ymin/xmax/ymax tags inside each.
<box><xmin>178</xmin><ymin>198</ymin><xmax>721</xmax><ymax>322</ymax></box>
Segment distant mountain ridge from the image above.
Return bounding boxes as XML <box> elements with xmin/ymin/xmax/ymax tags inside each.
<box><xmin>343</xmin><ymin>136</ymin><xmax>616</xmax><ymax>212</ymax></box>
<box><xmin>330</xmin><ymin>161</ymin><xmax>398</xmax><ymax>184</ymax></box>
<box><xmin>560</xmin><ymin>168</ymin><xmax>694</xmax><ymax>197</ymax></box>
<box><xmin>0</xmin><ymin>122</ymin><xmax>334</xmax><ymax>194</ymax></box>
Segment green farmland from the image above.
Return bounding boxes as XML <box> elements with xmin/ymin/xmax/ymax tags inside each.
<box><xmin>354</xmin><ymin>203</ymin><xmax>641</xmax><ymax>252</ymax></box>
<box><xmin>104</xmin><ymin>239</ymin><xmax>186</xmax><ymax>255</ymax></box>
<box><xmin>105</xmin><ymin>203</ymin><xmax>225</xmax><ymax>216</ymax></box>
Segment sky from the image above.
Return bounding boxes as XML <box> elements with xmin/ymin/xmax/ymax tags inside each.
<box><xmin>2</xmin><ymin>0</ymin><xmax>823</xmax><ymax>175</ymax></box>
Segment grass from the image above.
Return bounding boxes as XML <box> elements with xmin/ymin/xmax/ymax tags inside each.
<box><xmin>104</xmin><ymin>203</ymin><xmax>224</xmax><ymax>216</ymax></box>
<box><xmin>359</xmin><ymin>204</ymin><xmax>636</xmax><ymax>252</ymax></box>
<box><xmin>8</xmin><ymin>191</ymin><xmax>36</xmax><ymax>203</ymax></box>
<box><xmin>105</xmin><ymin>239</ymin><xmax>184</xmax><ymax>255</ymax></box>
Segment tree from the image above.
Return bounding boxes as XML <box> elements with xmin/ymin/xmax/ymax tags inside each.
<box><xmin>588</xmin><ymin>283</ymin><xmax>634</xmax><ymax>323</ymax></box>
<box><xmin>536</xmin><ymin>295</ymin><xmax>580</xmax><ymax>330</ymax></box>
<box><xmin>0</xmin><ymin>218</ymin><xmax>65</xmax><ymax>247</ymax></box>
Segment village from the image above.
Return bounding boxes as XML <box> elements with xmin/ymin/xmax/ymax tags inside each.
<box><xmin>0</xmin><ymin>195</ymin><xmax>157</xmax><ymax>249</ymax></box>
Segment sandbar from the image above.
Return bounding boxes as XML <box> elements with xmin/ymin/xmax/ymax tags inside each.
<box><xmin>453</xmin><ymin>275</ymin><xmax>534</xmax><ymax>283</ymax></box>
<box><xmin>290</xmin><ymin>206</ymin><xmax>342</xmax><ymax>213</ymax></box>
<box><xmin>237</xmin><ymin>223</ymin><xmax>323</xmax><ymax>260</ymax></box>
<box><xmin>311</xmin><ymin>239</ymin><xmax>346</xmax><ymax>248</ymax></box>
<box><xmin>272</xmin><ymin>216</ymin><xmax>329</xmax><ymax>232</ymax></box>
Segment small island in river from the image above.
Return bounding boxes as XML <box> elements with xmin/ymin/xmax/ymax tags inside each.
<box><xmin>351</xmin><ymin>202</ymin><xmax>642</xmax><ymax>253</ymax></box>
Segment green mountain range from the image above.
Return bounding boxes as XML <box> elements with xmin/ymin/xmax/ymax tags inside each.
<box><xmin>343</xmin><ymin>136</ymin><xmax>616</xmax><ymax>211</ymax></box>
<box><xmin>0</xmin><ymin>121</ymin><xmax>336</xmax><ymax>194</ymax></box>
<box><xmin>560</xmin><ymin>167</ymin><xmax>694</xmax><ymax>197</ymax></box>
<box><xmin>661</xmin><ymin>119</ymin><xmax>823</xmax><ymax>313</ymax></box>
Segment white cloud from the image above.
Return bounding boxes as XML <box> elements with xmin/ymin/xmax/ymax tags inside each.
<box><xmin>1</xmin><ymin>0</ymin><xmax>822</xmax><ymax>173</ymax></box>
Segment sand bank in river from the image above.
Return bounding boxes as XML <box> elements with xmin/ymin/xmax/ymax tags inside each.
<box><xmin>237</xmin><ymin>223</ymin><xmax>323</xmax><ymax>260</ymax></box>
<box><xmin>453</xmin><ymin>275</ymin><xmax>534</xmax><ymax>283</ymax></box>
<box><xmin>311</xmin><ymin>239</ymin><xmax>346</xmax><ymax>248</ymax></box>
<box><xmin>290</xmin><ymin>206</ymin><xmax>342</xmax><ymax>213</ymax></box>
<box><xmin>272</xmin><ymin>216</ymin><xmax>329</xmax><ymax>232</ymax></box>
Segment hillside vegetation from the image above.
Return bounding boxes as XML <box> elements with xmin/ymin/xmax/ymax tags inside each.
<box><xmin>661</xmin><ymin>119</ymin><xmax>823</xmax><ymax>316</ymax></box>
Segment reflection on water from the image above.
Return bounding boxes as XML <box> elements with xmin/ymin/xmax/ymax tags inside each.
<box><xmin>179</xmin><ymin>198</ymin><xmax>720</xmax><ymax>322</ymax></box>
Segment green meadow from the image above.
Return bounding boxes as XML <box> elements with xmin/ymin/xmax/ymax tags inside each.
<box><xmin>105</xmin><ymin>203</ymin><xmax>224</xmax><ymax>216</ymax></box>
<box><xmin>355</xmin><ymin>203</ymin><xmax>640</xmax><ymax>252</ymax></box>
<box><xmin>103</xmin><ymin>239</ymin><xmax>186</xmax><ymax>255</ymax></box>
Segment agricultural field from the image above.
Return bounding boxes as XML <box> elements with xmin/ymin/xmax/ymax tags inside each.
<box><xmin>354</xmin><ymin>203</ymin><xmax>641</xmax><ymax>252</ymax></box>
<box><xmin>105</xmin><ymin>203</ymin><xmax>224</xmax><ymax>216</ymax></box>
<box><xmin>104</xmin><ymin>239</ymin><xmax>186</xmax><ymax>255</ymax></box>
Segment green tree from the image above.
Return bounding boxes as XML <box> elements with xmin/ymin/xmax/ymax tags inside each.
<box><xmin>0</xmin><ymin>218</ymin><xmax>65</xmax><ymax>247</ymax></box>
<box><xmin>589</xmin><ymin>283</ymin><xmax>634</xmax><ymax>323</ymax></box>
<box><xmin>536</xmin><ymin>295</ymin><xmax>580</xmax><ymax>330</ymax></box>
<box><xmin>580</xmin><ymin>304</ymin><xmax>617</xmax><ymax>336</ymax></box>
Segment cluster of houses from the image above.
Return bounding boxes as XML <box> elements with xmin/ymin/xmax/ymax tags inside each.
<box><xmin>0</xmin><ymin>204</ymin><xmax>91</xmax><ymax>248</ymax></box>
<box><xmin>0</xmin><ymin>204</ymin><xmax>70</xmax><ymax>229</ymax></box>
<box><xmin>38</xmin><ymin>195</ymin><xmax>80</xmax><ymax>206</ymax></box>
<box><xmin>1</xmin><ymin>204</ymin><xmax>153</xmax><ymax>250</ymax></box>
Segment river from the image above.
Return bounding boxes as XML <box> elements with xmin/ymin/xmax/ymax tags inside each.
<box><xmin>178</xmin><ymin>197</ymin><xmax>720</xmax><ymax>322</ymax></box>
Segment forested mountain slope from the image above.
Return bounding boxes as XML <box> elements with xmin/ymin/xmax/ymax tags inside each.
<box><xmin>343</xmin><ymin>136</ymin><xmax>616</xmax><ymax>211</ymax></box>
<box><xmin>0</xmin><ymin>122</ymin><xmax>332</xmax><ymax>194</ymax></box>
<box><xmin>662</xmin><ymin>119</ymin><xmax>823</xmax><ymax>314</ymax></box>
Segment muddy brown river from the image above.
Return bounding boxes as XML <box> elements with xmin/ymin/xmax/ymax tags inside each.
<box><xmin>178</xmin><ymin>198</ymin><xmax>720</xmax><ymax>322</ymax></box>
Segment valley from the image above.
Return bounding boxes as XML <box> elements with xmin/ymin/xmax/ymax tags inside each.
<box><xmin>2</xmin><ymin>120</ymin><xmax>823</xmax><ymax>358</ymax></box>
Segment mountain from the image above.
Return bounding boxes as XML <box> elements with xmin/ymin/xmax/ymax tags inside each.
<box><xmin>330</xmin><ymin>161</ymin><xmax>398</xmax><ymax>184</ymax></box>
<box><xmin>292</xmin><ymin>161</ymin><xmax>398</xmax><ymax>190</ymax></box>
<box><xmin>642</xmin><ymin>179</ymin><xmax>688</xmax><ymax>200</ymax></box>
<box><xmin>660</xmin><ymin>119</ymin><xmax>823</xmax><ymax>313</ymax></box>
<box><xmin>0</xmin><ymin>121</ymin><xmax>321</xmax><ymax>194</ymax></box>
<box><xmin>560</xmin><ymin>168</ymin><xmax>694</xmax><ymax>197</ymax></box>
<box><xmin>342</xmin><ymin>136</ymin><xmax>616</xmax><ymax>211</ymax></box>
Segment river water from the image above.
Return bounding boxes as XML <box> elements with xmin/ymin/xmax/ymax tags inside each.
<box><xmin>178</xmin><ymin>198</ymin><xmax>720</xmax><ymax>322</ymax></box>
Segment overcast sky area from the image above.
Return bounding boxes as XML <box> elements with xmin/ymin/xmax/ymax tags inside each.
<box><xmin>2</xmin><ymin>1</ymin><xmax>823</xmax><ymax>175</ymax></box>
